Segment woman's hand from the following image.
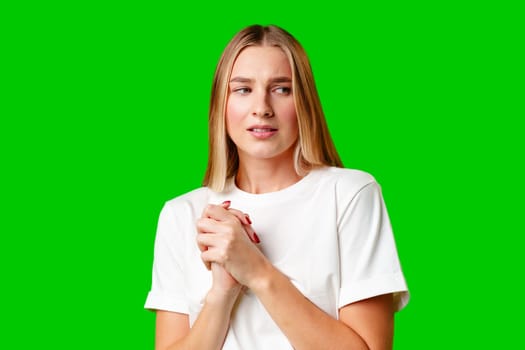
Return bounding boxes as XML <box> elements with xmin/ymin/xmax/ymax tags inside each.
<box><xmin>196</xmin><ymin>201</ymin><xmax>267</xmax><ymax>289</ymax></box>
<box><xmin>207</xmin><ymin>262</ymin><xmax>241</xmax><ymax>299</ymax></box>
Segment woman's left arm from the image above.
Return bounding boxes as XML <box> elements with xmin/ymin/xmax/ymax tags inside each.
<box><xmin>198</xmin><ymin>203</ymin><xmax>396</xmax><ymax>349</ymax></box>
<box><xmin>249</xmin><ymin>261</ymin><xmax>394</xmax><ymax>350</ymax></box>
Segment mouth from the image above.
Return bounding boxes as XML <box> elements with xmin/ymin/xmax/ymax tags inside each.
<box><xmin>247</xmin><ymin>126</ymin><xmax>278</xmax><ymax>139</ymax></box>
<box><xmin>248</xmin><ymin>127</ymin><xmax>278</xmax><ymax>132</ymax></box>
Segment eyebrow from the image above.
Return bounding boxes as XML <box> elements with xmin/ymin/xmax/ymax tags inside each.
<box><xmin>229</xmin><ymin>76</ymin><xmax>292</xmax><ymax>84</ymax></box>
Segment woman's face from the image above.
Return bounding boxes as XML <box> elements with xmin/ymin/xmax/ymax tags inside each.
<box><xmin>226</xmin><ymin>46</ymin><xmax>298</xmax><ymax>163</ymax></box>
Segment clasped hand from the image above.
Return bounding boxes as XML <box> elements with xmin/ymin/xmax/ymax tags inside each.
<box><xmin>196</xmin><ymin>201</ymin><xmax>266</xmax><ymax>293</ymax></box>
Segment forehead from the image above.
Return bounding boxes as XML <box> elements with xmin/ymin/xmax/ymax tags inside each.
<box><xmin>230</xmin><ymin>46</ymin><xmax>291</xmax><ymax>78</ymax></box>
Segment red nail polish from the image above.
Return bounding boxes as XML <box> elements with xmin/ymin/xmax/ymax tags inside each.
<box><xmin>253</xmin><ymin>232</ymin><xmax>260</xmax><ymax>244</ymax></box>
<box><xmin>221</xmin><ymin>200</ymin><xmax>231</xmax><ymax>207</ymax></box>
<box><xmin>245</xmin><ymin>215</ymin><xmax>252</xmax><ymax>225</ymax></box>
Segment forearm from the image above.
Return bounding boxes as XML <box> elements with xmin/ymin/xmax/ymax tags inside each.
<box><xmin>250</xmin><ymin>264</ymin><xmax>369</xmax><ymax>350</ymax></box>
<box><xmin>165</xmin><ymin>289</ymin><xmax>239</xmax><ymax>350</ymax></box>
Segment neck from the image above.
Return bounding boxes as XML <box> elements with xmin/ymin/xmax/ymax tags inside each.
<box><xmin>235</xmin><ymin>151</ymin><xmax>303</xmax><ymax>194</ymax></box>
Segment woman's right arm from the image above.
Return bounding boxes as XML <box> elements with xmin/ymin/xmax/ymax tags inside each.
<box><xmin>155</xmin><ymin>280</ymin><xmax>241</xmax><ymax>350</ymax></box>
<box><xmin>155</xmin><ymin>311</ymin><xmax>189</xmax><ymax>349</ymax></box>
<box><xmin>154</xmin><ymin>202</ymin><xmax>253</xmax><ymax>350</ymax></box>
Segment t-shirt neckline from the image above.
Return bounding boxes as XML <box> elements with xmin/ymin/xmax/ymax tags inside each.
<box><xmin>225</xmin><ymin>167</ymin><xmax>324</xmax><ymax>202</ymax></box>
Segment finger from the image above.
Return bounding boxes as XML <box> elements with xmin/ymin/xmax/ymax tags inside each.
<box><xmin>198</xmin><ymin>201</ymin><xmax>230</xmax><ymax>270</ymax></box>
<box><xmin>201</xmin><ymin>249</ymin><xmax>217</xmax><ymax>265</ymax></box>
<box><xmin>196</xmin><ymin>235</ymin><xmax>210</xmax><ymax>270</ymax></box>
<box><xmin>196</xmin><ymin>217</ymin><xmax>224</xmax><ymax>234</ymax></box>
<box><xmin>196</xmin><ymin>237</ymin><xmax>208</xmax><ymax>254</ymax></box>
<box><xmin>202</xmin><ymin>255</ymin><xmax>211</xmax><ymax>271</ymax></box>
<box><xmin>222</xmin><ymin>209</ymin><xmax>258</xmax><ymax>243</ymax></box>
<box><xmin>196</xmin><ymin>219</ymin><xmax>237</xmax><ymax>243</ymax></box>
<box><xmin>195</xmin><ymin>219</ymin><xmax>219</xmax><ymax>270</ymax></box>
<box><xmin>196</xmin><ymin>216</ymin><xmax>223</xmax><ymax>270</ymax></box>
<box><xmin>222</xmin><ymin>208</ymin><xmax>258</xmax><ymax>243</ymax></box>
<box><xmin>226</xmin><ymin>207</ymin><xmax>251</xmax><ymax>226</ymax></box>
<box><xmin>197</xmin><ymin>242</ymin><xmax>211</xmax><ymax>270</ymax></box>
<box><xmin>200</xmin><ymin>245</ymin><xmax>228</xmax><ymax>266</ymax></box>
<box><xmin>201</xmin><ymin>201</ymin><xmax>229</xmax><ymax>219</ymax></box>
<box><xmin>221</xmin><ymin>208</ymin><xmax>258</xmax><ymax>244</ymax></box>
<box><xmin>242</xmin><ymin>223</ymin><xmax>261</xmax><ymax>244</ymax></box>
<box><xmin>196</xmin><ymin>232</ymin><xmax>218</xmax><ymax>249</ymax></box>
<box><xmin>196</xmin><ymin>233</ymin><xmax>216</xmax><ymax>270</ymax></box>
<box><xmin>202</xmin><ymin>203</ymin><xmax>235</xmax><ymax>222</ymax></box>
<box><xmin>222</xmin><ymin>208</ymin><xmax>261</xmax><ymax>244</ymax></box>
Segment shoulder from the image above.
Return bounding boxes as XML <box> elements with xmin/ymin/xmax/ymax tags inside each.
<box><xmin>312</xmin><ymin>167</ymin><xmax>384</xmax><ymax>210</ymax></box>
<box><xmin>320</xmin><ymin>166</ymin><xmax>376</xmax><ymax>183</ymax></box>
<box><xmin>317</xmin><ymin>167</ymin><xmax>377</xmax><ymax>193</ymax></box>
<box><xmin>162</xmin><ymin>187</ymin><xmax>211</xmax><ymax>222</ymax></box>
<box><xmin>165</xmin><ymin>187</ymin><xmax>210</xmax><ymax>207</ymax></box>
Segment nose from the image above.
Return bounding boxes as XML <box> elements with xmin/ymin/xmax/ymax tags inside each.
<box><xmin>252</xmin><ymin>91</ymin><xmax>274</xmax><ymax>118</ymax></box>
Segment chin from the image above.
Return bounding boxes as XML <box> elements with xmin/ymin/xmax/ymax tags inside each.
<box><xmin>241</xmin><ymin>147</ymin><xmax>296</xmax><ymax>162</ymax></box>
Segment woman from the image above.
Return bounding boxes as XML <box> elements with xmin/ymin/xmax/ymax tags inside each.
<box><xmin>145</xmin><ymin>24</ymin><xmax>409</xmax><ymax>350</ymax></box>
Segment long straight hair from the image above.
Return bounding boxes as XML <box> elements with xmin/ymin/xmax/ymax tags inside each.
<box><xmin>203</xmin><ymin>25</ymin><xmax>343</xmax><ymax>192</ymax></box>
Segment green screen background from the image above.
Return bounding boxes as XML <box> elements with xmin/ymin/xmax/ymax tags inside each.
<box><xmin>1</xmin><ymin>1</ymin><xmax>522</xmax><ymax>348</ymax></box>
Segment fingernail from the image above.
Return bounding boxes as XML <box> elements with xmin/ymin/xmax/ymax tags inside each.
<box><xmin>221</xmin><ymin>200</ymin><xmax>231</xmax><ymax>207</ymax></box>
<box><xmin>245</xmin><ymin>214</ymin><xmax>252</xmax><ymax>225</ymax></box>
<box><xmin>253</xmin><ymin>232</ymin><xmax>261</xmax><ymax>244</ymax></box>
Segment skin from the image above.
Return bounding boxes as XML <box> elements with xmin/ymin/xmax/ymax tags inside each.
<box><xmin>226</xmin><ymin>45</ymin><xmax>301</xmax><ymax>193</ymax></box>
<box><xmin>155</xmin><ymin>46</ymin><xmax>395</xmax><ymax>350</ymax></box>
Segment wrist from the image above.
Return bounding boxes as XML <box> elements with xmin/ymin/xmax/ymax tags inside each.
<box><xmin>206</xmin><ymin>285</ymin><xmax>242</xmax><ymax>307</ymax></box>
<box><xmin>246</xmin><ymin>260</ymin><xmax>276</xmax><ymax>294</ymax></box>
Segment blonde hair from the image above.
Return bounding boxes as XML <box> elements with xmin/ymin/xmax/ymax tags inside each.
<box><xmin>203</xmin><ymin>24</ymin><xmax>343</xmax><ymax>192</ymax></box>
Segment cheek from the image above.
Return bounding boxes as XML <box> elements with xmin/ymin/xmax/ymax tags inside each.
<box><xmin>281</xmin><ymin>101</ymin><xmax>298</xmax><ymax>131</ymax></box>
<box><xmin>226</xmin><ymin>97</ymin><xmax>246</xmax><ymax>129</ymax></box>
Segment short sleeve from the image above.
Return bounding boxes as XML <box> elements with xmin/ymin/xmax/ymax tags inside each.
<box><xmin>338</xmin><ymin>182</ymin><xmax>409</xmax><ymax>311</ymax></box>
<box><xmin>144</xmin><ymin>202</ymin><xmax>189</xmax><ymax>313</ymax></box>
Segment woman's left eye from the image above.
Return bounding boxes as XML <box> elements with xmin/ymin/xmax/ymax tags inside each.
<box><xmin>274</xmin><ymin>87</ymin><xmax>291</xmax><ymax>94</ymax></box>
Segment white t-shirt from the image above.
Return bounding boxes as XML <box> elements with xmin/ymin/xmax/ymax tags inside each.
<box><xmin>145</xmin><ymin>167</ymin><xmax>409</xmax><ymax>349</ymax></box>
